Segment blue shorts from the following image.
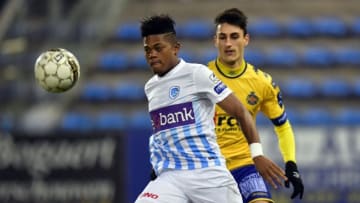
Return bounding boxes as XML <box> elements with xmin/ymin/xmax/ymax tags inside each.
<box><xmin>231</xmin><ymin>165</ymin><xmax>273</xmax><ymax>203</ymax></box>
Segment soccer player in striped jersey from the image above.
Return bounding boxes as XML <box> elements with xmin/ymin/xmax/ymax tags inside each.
<box><xmin>208</xmin><ymin>8</ymin><xmax>304</xmax><ymax>203</ymax></box>
<box><xmin>135</xmin><ymin>14</ymin><xmax>287</xmax><ymax>203</ymax></box>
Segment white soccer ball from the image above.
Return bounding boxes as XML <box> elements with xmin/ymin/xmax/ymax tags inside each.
<box><xmin>34</xmin><ymin>48</ymin><xmax>80</xmax><ymax>93</ymax></box>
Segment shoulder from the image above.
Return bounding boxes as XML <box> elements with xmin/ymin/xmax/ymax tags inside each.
<box><xmin>184</xmin><ymin>61</ymin><xmax>212</xmax><ymax>75</ymax></box>
<box><xmin>247</xmin><ymin>63</ymin><xmax>281</xmax><ymax>95</ymax></box>
<box><xmin>144</xmin><ymin>76</ymin><xmax>156</xmax><ymax>92</ymax></box>
<box><xmin>207</xmin><ymin>60</ymin><xmax>216</xmax><ymax>71</ymax></box>
<box><xmin>247</xmin><ymin>63</ymin><xmax>275</xmax><ymax>86</ymax></box>
<box><xmin>185</xmin><ymin>61</ymin><xmax>209</xmax><ymax>69</ymax></box>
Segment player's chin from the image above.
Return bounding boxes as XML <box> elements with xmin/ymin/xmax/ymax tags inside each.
<box><xmin>152</xmin><ymin>67</ymin><xmax>165</xmax><ymax>75</ymax></box>
<box><xmin>151</xmin><ymin>64</ymin><xmax>161</xmax><ymax>70</ymax></box>
<box><xmin>222</xmin><ymin>56</ymin><xmax>237</xmax><ymax>64</ymax></box>
<box><xmin>150</xmin><ymin>61</ymin><xmax>162</xmax><ymax>69</ymax></box>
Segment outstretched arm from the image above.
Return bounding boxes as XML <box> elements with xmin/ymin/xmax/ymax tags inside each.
<box><xmin>217</xmin><ymin>93</ymin><xmax>287</xmax><ymax>189</ymax></box>
<box><xmin>275</xmin><ymin>120</ymin><xmax>304</xmax><ymax>199</ymax></box>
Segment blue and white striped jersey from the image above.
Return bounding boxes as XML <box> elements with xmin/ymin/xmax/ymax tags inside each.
<box><xmin>145</xmin><ymin>59</ymin><xmax>232</xmax><ymax>175</ymax></box>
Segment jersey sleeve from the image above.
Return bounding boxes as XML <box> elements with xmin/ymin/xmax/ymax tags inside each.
<box><xmin>193</xmin><ymin>65</ymin><xmax>232</xmax><ymax>104</ymax></box>
<box><xmin>260</xmin><ymin>73</ymin><xmax>287</xmax><ymax>125</ymax></box>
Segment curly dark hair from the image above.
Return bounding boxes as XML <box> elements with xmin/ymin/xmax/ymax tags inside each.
<box><xmin>140</xmin><ymin>14</ymin><xmax>177</xmax><ymax>37</ymax></box>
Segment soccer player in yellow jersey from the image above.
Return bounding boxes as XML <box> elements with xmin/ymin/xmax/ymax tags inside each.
<box><xmin>209</xmin><ymin>8</ymin><xmax>304</xmax><ymax>203</ymax></box>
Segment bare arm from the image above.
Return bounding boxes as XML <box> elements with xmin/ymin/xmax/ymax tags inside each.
<box><xmin>217</xmin><ymin>93</ymin><xmax>259</xmax><ymax>144</ymax></box>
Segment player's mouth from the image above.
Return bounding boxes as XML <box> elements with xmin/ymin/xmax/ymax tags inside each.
<box><xmin>224</xmin><ymin>49</ymin><xmax>235</xmax><ymax>56</ymax></box>
<box><xmin>150</xmin><ymin>61</ymin><xmax>162</xmax><ymax>66</ymax></box>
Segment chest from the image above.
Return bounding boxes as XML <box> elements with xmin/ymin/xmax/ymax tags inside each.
<box><xmin>220</xmin><ymin>76</ymin><xmax>263</xmax><ymax>113</ymax></box>
<box><xmin>147</xmin><ymin>77</ymin><xmax>196</xmax><ymax>111</ymax></box>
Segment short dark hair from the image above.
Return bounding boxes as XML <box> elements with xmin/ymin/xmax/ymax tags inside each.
<box><xmin>214</xmin><ymin>8</ymin><xmax>248</xmax><ymax>35</ymax></box>
<box><xmin>140</xmin><ymin>14</ymin><xmax>177</xmax><ymax>37</ymax></box>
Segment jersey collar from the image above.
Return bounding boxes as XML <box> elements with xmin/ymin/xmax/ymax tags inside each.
<box><xmin>215</xmin><ymin>58</ymin><xmax>247</xmax><ymax>78</ymax></box>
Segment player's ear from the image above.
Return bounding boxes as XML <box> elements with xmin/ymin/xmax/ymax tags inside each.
<box><xmin>213</xmin><ymin>35</ymin><xmax>219</xmax><ymax>48</ymax></box>
<box><xmin>244</xmin><ymin>33</ymin><xmax>250</xmax><ymax>47</ymax></box>
<box><xmin>175</xmin><ymin>42</ymin><xmax>181</xmax><ymax>49</ymax></box>
<box><xmin>174</xmin><ymin>42</ymin><xmax>181</xmax><ymax>55</ymax></box>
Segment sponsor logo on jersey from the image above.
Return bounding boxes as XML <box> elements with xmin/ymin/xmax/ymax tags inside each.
<box><xmin>169</xmin><ymin>86</ymin><xmax>180</xmax><ymax>99</ymax></box>
<box><xmin>247</xmin><ymin>91</ymin><xmax>259</xmax><ymax>105</ymax></box>
<box><xmin>150</xmin><ymin>102</ymin><xmax>195</xmax><ymax>133</ymax></box>
<box><xmin>209</xmin><ymin>73</ymin><xmax>221</xmax><ymax>84</ymax></box>
<box><xmin>141</xmin><ymin>192</ymin><xmax>159</xmax><ymax>199</ymax></box>
<box><xmin>214</xmin><ymin>115</ymin><xmax>238</xmax><ymax>126</ymax></box>
<box><xmin>214</xmin><ymin>114</ymin><xmax>241</xmax><ymax>132</ymax></box>
<box><xmin>228</xmin><ymin>70</ymin><xmax>237</xmax><ymax>76</ymax></box>
<box><xmin>214</xmin><ymin>82</ymin><xmax>227</xmax><ymax>94</ymax></box>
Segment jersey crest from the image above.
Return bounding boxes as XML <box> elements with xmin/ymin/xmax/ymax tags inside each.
<box><xmin>246</xmin><ymin>91</ymin><xmax>259</xmax><ymax>105</ymax></box>
<box><xmin>169</xmin><ymin>86</ymin><xmax>180</xmax><ymax>99</ymax></box>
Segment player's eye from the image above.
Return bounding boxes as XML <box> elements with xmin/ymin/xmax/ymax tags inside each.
<box><xmin>154</xmin><ymin>45</ymin><xmax>163</xmax><ymax>52</ymax></box>
<box><xmin>144</xmin><ymin>43</ymin><xmax>166</xmax><ymax>55</ymax></box>
<box><xmin>230</xmin><ymin>33</ymin><xmax>240</xmax><ymax>39</ymax></box>
<box><xmin>218</xmin><ymin>34</ymin><xmax>227</xmax><ymax>40</ymax></box>
<box><xmin>144</xmin><ymin>47</ymin><xmax>151</xmax><ymax>54</ymax></box>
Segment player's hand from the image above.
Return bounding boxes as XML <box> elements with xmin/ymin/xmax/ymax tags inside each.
<box><xmin>285</xmin><ymin>161</ymin><xmax>304</xmax><ymax>199</ymax></box>
<box><xmin>253</xmin><ymin>155</ymin><xmax>287</xmax><ymax>189</ymax></box>
<box><xmin>150</xmin><ymin>168</ymin><xmax>157</xmax><ymax>181</ymax></box>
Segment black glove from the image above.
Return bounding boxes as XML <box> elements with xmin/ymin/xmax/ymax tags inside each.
<box><xmin>285</xmin><ymin>161</ymin><xmax>304</xmax><ymax>199</ymax></box>
<box><xmin>150</xmin><ymin>168</ymin><xmax>157</xmax><ymax>181</ymax></box>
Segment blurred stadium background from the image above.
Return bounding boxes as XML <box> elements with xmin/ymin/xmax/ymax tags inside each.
<box><xmin>1</xmin><ymin>0</ymin><xmax>360</xmax><ymax>202</ymax></box>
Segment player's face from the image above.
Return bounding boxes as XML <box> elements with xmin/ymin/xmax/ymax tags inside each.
<box><xmin>143</xmin><ymin>34</ymin><xmax>180</xmax><ymax>76</ymax></box>
<box><xmin>214</xmin><ymin>23</ymin><xmax>249</xmax><ymax>67</ymax></box>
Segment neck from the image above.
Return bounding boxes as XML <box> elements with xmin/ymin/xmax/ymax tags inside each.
<box><xmin>158</xmin><ymin>58</ymin><xmax>180</xmax><ymax>77</ymax></box>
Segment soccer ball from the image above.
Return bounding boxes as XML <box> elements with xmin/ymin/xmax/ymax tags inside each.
<box><xmin>34</xmin><ymin>48</ymin><xmax>80</xmax><ymax>93</ymax></box>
